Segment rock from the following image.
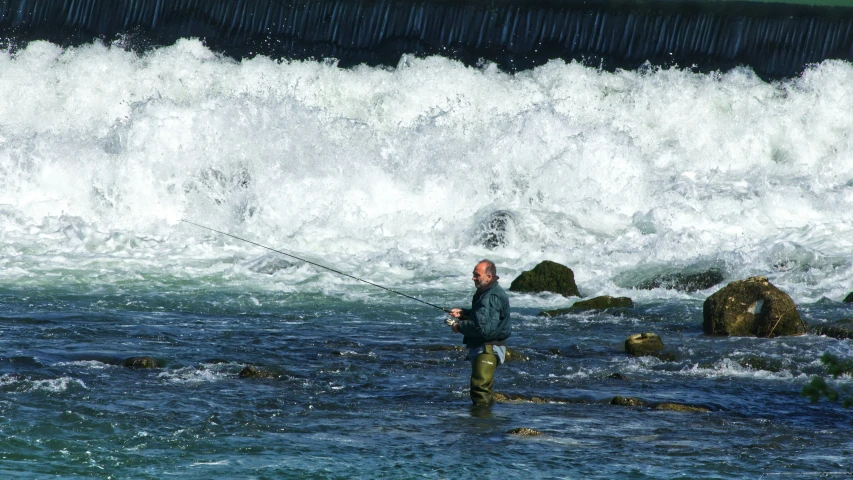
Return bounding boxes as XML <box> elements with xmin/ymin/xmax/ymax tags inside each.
<box><xmin>611</xmin><ymin>396</ymin><xmax>711</xmax><ymax>412</ymax></box>
<box><xmin>572</xmin><ymin>295</ymin><xmax>633</xmax><ymax>310</ymax></box>
<box><xmin>844</xmin><ymin>292</ymin><xmax>853</xmax><ymax>303</ymax></box>
<box><xmin>654</xmin><ymin>403</ymin><xmax>711</xmax><ymax>413</ymax></box>
<box><xmin>477</xmin><ymin>210</ymin><xmax>514</xmax><ymax>249</ymax></box>
<box><xmin>507</xmin><ymin>427</ymin><xmax>543</xmax><ymax>436</ymax></box>
<box><xmin>738</xmin><ymin>356</ymin><xmax>783</xmax><ymax>373</ymax></box>
<box><xmin>625</xmin><ymin>332</ymin><xmax>664</xmax><ymax>356</ymax></box>
<box><xmin>808</xmin><ymin>319</ymin><xmax>853</xmax><ymax>340</ymax></box>
<box><xmin>607</xmin><ymin>373</ymin><xmax>629</xmax><ymax>380</ymax></box>
<box><xmin>505</xmin><ymin>347</ymin><xmax>529</xmax><ymax>362</ymax></box>
<box><xmin>539</xmin><ymin>295</ymin><xmax>632</xmax><ymax>316</ymax></box>
<box><xmin>703</xmin><ymin>276</ymin><xmax>806</xmax><ymax>337</ymax></box>
<box><xmin>238</xmin><ymin>365</ymin><xmax>281</xmax><ymax>379</ymax></box>
<box><xmin>652</xmin><ymin>351</ymin><xmax>678</xmax><ymax>362</ymax></box>
<box><xmin>636</xmin><ymin>268</ymin><xmax>724</xmax><ymax>292</ymax></box>
<box><xmin>509</xmin><ymin>261</ymin><xmax>579</xmax><ymax>297</ymax></box>
<box><xmin>121</xmin><ymin>356</ymin><xmax>160</xmax><ymax>369</ymax></box>
<box><xmin>494</xmin><ymin>392</ymin><xmax>556</xmax><ymax>404</ymax></box>
<box><xmin>611</xmin><ymin>396</ymin><xmax>647</xmax><ymax>407</ymax></box>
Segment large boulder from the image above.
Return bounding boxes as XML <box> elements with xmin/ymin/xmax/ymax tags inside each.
<box><xmin>844</xmin><ymin>292</ymin><xmax>853</xmax><ymax>303</ymax></box>
<box><xmin>509</xmin><ymin>261</ymin><xmax>579</xmax><ymax>297</ymax></box>
<box><xmin>703</xmin><ymin>276</ymin><xmax>806</xmax><ymax>337</ymax></box>
<box><xmin>625</xmin><ymin>332</ymin><xmax>664</xmax><ymax>356</ymax></box>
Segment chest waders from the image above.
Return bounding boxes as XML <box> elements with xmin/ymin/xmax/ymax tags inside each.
<box><xmin>470</xmin><ymin>345</ymin><xmax>498</xmax><ymax>407</ymax></box>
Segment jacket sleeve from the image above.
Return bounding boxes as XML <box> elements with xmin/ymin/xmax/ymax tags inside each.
<box><xmin>457</xmin><ymin>294</ymin><xmax>502</xmax><ymax>341</ymax></box>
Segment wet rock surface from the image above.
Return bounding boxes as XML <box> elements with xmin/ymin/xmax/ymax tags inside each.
<box><xmin>703</xmin><ymin>276</ymin><xmax>806</xmax><ymax>337</ymax></box>
<box><xmin>509</xmin><ymin>261</ymin><xmax>579</xmax><ymax>297</ymax></box>
<box><xmin>625</xmin><ymin>333</ymin><xmax>664</xmax><ymax>356</ymax></box>
<box><xmin>539</xmin><ymin>295</ymin><xmax>633</xmax><ymax>316</ymax></box>
<box><xmin>637</xmin><ymin>268</ymin><xmax>724</xmax><ymax>292</ymax></box>
<box><xmin>808</xmin><ymin>319</ymin><xmax>853</xmax><ymax>340</ymax></box>
<box><xmin>120</xmin><ymin>356</ymin><xmax>161</xmax><ymax>368</ymax></box>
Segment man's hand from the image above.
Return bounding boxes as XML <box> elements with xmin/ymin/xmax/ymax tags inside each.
<box><xmin>449</xmin><ymin>308</ymin><xmax>462</xmax><ymax>319</ymax></box>
<box><xmin>445</xmin><ymin>317</ymin><xmax>460</xmax><ymax>333</ymax></box>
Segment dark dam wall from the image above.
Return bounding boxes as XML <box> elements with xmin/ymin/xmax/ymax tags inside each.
<box><xmin>1</xmin><ymin>0</ymin><xmax>852</xmax><ymax>79</ymax></box>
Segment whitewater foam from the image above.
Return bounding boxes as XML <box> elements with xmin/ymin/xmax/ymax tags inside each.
<box><xmin>1</xmin><ymin>40</ymin><xmax>852</xmax><ymax>301</ymax></box>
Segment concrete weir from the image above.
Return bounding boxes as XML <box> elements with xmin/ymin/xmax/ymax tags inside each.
<box><xmin>1</xmin><ymin>0</ymin><xmax>852</xmax><ymax>78</ymax></box>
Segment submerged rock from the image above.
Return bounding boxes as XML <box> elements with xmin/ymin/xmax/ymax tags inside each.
<box><xmin>573</xmin><ymin>296</ymin><xmax>633</xmax><ymax>310</ymax></box>
<box><xmin>637</xmin><ymin>268</ymin><xmax>724</xmax><ymax>292</ymax></box>
<box><xmin>121</xmin><ymin>356</ymin><xmax>160</xmax><ymax>369</ymax></box>
<box><xmin>808</xmin><ymin>319</ymin><xmax>853</xmax><ymax>340</ymax></box>
<box><xmin>703</xmin><ymin>276</ymin><xmax>806</xmax><ymax>337</ymax></box>
<box><xmin>477</xmin><ymin>210</ymin><xmax>514</xmax><ymax>249</ymax></box>
<box><xmin>625</xmin><ymin>333</ymin><xmax>664</xmax><ymax>356</ymax></box>
<box><xmin>238</xmin><ymin>365</ymin><xmax>281</xmax><ymax>379</ymax></box>
<box><xmin>538</xmin><ymin>295</ymin><xmax>632</xmax><ymax>316</ymax></box>
<box><xmin>507</xmin><ymin>427</ymin><xmax>543</xmax><ymax>436</ymax></box>
<box><xmin>494</xmin><ymin>392</ymin><xmax>561</xmax><ymax>404</ymax></box>
<box><xmin>509</xmin><ymin>261</ymin><xmax>579</xmax><ymax>297</ymax></box>
<box><xmin>607</xmin><ymin>373</ymin><xmax>629</xmax><ymax>380</ymax></box>
<box><xmin>611</xmin><ymin>396</ymin><xmax>646</xmax><ymax>407</ymax></box>
<box><xmin>611</xmin><ymin>396</ymin><xmax>711</xmax><ymax>412</ymax></box>
<box><xmin>738</xmin><ymin>356</ymin><xmax>783</xmax><ymax>373</ymax></box>
<box><xmin>844</xmin><ymin>292</ymin><xmax>853</xmax><ymax>303</ymax></box>
<box><xmin>654</xmin><ymin>403</ymin><xmax>711</xmax><ymax>413</ymax></box>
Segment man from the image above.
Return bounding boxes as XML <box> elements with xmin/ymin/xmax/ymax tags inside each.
<box><xmin>447</xmin><ymin>259</ymin><xmax>511</xmax><ymax>407</ymax></box>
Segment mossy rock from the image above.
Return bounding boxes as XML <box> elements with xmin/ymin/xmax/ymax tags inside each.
<box><xmin>636</xmin><ymin>268</ymin><xmax>724</xmax><ymax>292</ymax></box>
<box><xmin>507</xmin><ymin>427</ymin><xmax>543</xmax><ymax>436</ymax></box>
<box><xmin>703</xmin><ymin>276</ymin><xmax>806</xmax><ymax>337</ymax></box>
<box><xmin>121</xmin><ymin>356</ymin><xmax>160</xmax><ymax>369</ymax></box>
<box><xmin>737</xmin><ymin>356</ymin><xmax>783</xmax><ymax>372</ymax></box>
<box><xmin>425</xmin><ymin>345</ymin><xmax>465</xmax><ymax>352</ymax></box>
<box><xmin>573</xmin><ymin>295</ymin><xmax>633</xmax><ymax>310</ymax></box>
<box><xmin>843</xmin><ymin>292</ymin><xmax>853</xmax><ymax>303</ymax></box>
<box><xmin>625</xmin><ymin>332</ymin><xmax>664</xmax><ymax>356</ymax></box>
<box><xmin>808</xmin><ymin>320</ymin><xmax>853</xmax><ymax>340</ymax></box>
<box><xmin>238</xmin><ymin>365</ymin><xmax>282</xmax><ymax>379</ymax></box>
<box><xmin>654</xmin><ymin>403</ymin><xmax>711</xmax><ymax>413</ymax></box>
<box><xmin>505</xmin><ymin>347</ymin><xmax>529</xmax><ymax>362</ymax></box>
<box><xmin>611</xmin><ymin>396</ymin><xmax>647</xmax><ymax>407</ymax></box>
<box><xmin>494</xmin><ymin>392</ymin><xmax>555</xmax><ymax>404</ymax></box>
<box><xmin>509</xmin><ymin>261</ymin><xmax>579</xmax><ymax>297</ymax></box>
<box><xmin>651</xmin><ymin>351</ymin><xmax>678</xmax><ymax>362</ymax></box>
<box><xmin>539</xmin><ymin>295</ymin><xmax>632</xmax><ymax>316</ymax></box>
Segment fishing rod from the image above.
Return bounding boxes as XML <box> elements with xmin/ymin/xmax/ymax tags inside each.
<box><xmin>181</xmin><ymin>220</ymin><xmax>451</xmax><ymax>314</ymax></box>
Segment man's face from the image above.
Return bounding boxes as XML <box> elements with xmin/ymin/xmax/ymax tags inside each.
<box><xmin>472</xmin><ymin>262</ymin><xmax>492</xmax><ymax>288</ymax></box>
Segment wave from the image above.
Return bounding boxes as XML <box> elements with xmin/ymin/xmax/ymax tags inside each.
<box><xmin>0</xmin><ymin>38</ymin><xmax>851</xmax><ymax>300</ymax></box>
<box><xmin>1</xmin><ymin>0</ymin><xmax>852</xmax><ymax>79</ymax></box>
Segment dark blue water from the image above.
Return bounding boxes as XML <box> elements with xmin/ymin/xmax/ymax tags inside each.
<box><xmin>2</xmin><ymin>283</ymin><xmax>853</xmax><ymax>478</ymax></box>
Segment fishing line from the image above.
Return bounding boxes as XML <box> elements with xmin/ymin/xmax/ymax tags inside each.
<box><xmin>181</xmin><ymin>220</ymin><xmax>451</xmax><ymax>313</ymax></box>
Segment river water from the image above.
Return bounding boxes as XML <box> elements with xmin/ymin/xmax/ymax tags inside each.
<box><xmin>1</xmin><ymin>37</ymin><xmax>853</xmax><ymax>478</ymax></box>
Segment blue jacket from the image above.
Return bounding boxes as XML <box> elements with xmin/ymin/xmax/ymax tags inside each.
<box><xmin>458</xmin><ymin>282</ymin><xmax>511</xmax><ymax>348</ymax></box>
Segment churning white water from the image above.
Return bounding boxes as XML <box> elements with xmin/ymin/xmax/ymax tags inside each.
<box><xmin>1</xmin><ymin>39</ymin><xmax>852</xmax><ymax>302</ymax></box>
